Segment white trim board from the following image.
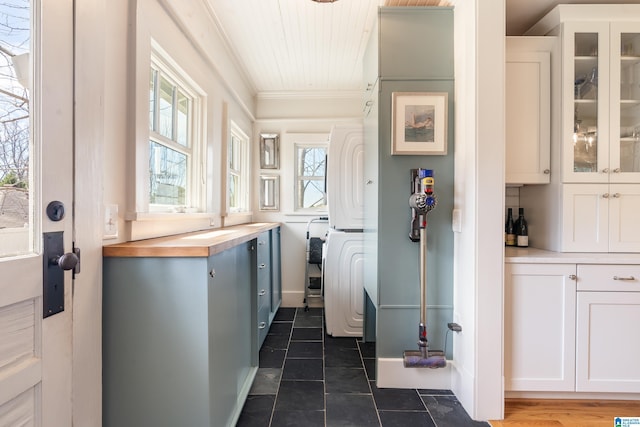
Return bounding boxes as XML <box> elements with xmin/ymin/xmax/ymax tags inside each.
<box><xmin>376</xmin><ymin>358</ymin><xmax>453</xmax><ymax>390</ymax></box>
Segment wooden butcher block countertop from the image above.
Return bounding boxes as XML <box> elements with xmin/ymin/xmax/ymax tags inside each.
<box><xmin>102</xmin><ymin>222</ymin><xmax>280</xmax><ymax>258</ymax></box>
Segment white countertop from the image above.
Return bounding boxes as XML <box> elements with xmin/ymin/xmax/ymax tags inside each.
<box><xmin>505</xmin><ymin>247</ymin><xmax>640</xmax><ymax>264</ymax></box>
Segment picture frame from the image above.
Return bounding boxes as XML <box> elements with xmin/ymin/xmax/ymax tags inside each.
<box><xmin>259</xmin><ymin>133</ymin><xmax>280</xmax><ymax>169</ymax></box>
<box><xmin>259</xmin><ymin>174</ymin><xmax>280</xmax><ymax>211</ymax></box>
<box><xmin>391</xmin><ymin>92</ymin><xmax>448</xmax><ymax>155</ymax></box>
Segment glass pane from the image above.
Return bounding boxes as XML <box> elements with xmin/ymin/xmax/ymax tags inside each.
<box><xmin>297</xmin><ymin>147</ymin><xmax>326</xmax><ymax>177</ymax></box>
<box><xmin>297</xmin><ymin>179</ymin><xmax>326</xmax><ymax>209</ymax></box>
<box><xmin>176</xmin><ymin>90</ymin><xmax>188</xmax><ymax>146</ymax></box>
<box><xmin>574</xmin><ymin>33</ymin><xmax>598</xmax><ymax>172</ymax></box>
<box><xmin>149</xmin><ymin>141</ymin><xmax>187</xmax><ymax>206</ymax></box>
<box><xmin>620</xmin><ymin>32</ymin><xmax>640</xmax><ymax>173</ymax></box>
<box><xmin>229</xmin><ymin>135</ymin><xmax>239</xmax><ymax>170</ymax></box>
<box><xmin>229</xmin><ymin>173</ymin><xmax>238</xmax><ymax>209</ymax></box>
<box><xmin>149</xmin><ymin>69</ymin><xmax>156</xmax><ymax>131</ymax></box>
<box><xmin>158</xmin><ymin>75</ymin><xmax>174</xmax><ymax>140</ymax></box>
<box><xmin>0</xmin><ymin>0</ymin><xmax>32</xmax><ymax>257</ymax></box>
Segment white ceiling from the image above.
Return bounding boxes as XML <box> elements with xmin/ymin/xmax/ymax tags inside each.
<box><xmin>204</xmin><ymin>0</ymin><xmax>639</xmax><ymax>96</ymax></box>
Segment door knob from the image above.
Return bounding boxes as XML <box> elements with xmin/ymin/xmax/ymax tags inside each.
<box><xmin>52</xmin><ymin>252</ymin><xmax>79</xmax><ymax>270</ymax></box>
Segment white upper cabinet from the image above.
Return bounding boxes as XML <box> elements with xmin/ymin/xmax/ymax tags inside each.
<box><xmin>563</xmin><ymin>22</ymin><xmax>640</xmax><ymax>184</ymax></box>
<box><xmin>529</xmin><ymin>7</ymin><xmax>640</xmax><ymax>184</ymax></box>
<box><xmin>506</xmin><ymin>37</ymin><xmax>553</xmax><ymax>185</ymax></box>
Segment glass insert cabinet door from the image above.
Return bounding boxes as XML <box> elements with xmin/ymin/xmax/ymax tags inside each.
<box><xmin>566</xmin><ymin>22</ymin><xmax>610</xmax><ymax>184</ymax></box>
<box><xmin>611</xmin><ymin>23</ymin><xmax>640</xmax><ymax>182</ymax></box>
<box><xmin>573</xmin><ymin>32</ymin><xmax>600</xmax><ymax>174</ymax></box>
<box><xmin>566</xmin><ymin>22</ymin><xmax>640</xmax><ymax>184</ymax></box>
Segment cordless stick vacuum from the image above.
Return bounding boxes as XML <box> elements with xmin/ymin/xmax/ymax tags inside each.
<box><xmin>403</xmin><ymin>169</ymin><xmax>446</xmax><ymax>369</ymax></box>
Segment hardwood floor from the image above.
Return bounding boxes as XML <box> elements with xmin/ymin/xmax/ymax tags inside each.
<box><xmin>489</xmin><ymin>398</ymin><xmax>640</xmax><ymax>427</ymax></box>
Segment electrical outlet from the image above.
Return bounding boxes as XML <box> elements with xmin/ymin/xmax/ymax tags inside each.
<box><xmin>104</xmin><ymin>204</ymin><xmax>118</xmax><ymax>239</ymax></box>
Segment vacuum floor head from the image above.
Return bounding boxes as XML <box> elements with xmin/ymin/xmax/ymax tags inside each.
<box><xmin>403</xmin><ymin>350</ymin><xmax>446</xmax><ymax>369</ymax></box>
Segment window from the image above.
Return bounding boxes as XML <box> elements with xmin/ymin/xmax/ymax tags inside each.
<box><xmin>227</xmin><ymin>122</ymin><xmax>249</xmax><ymax>213</ymax></box>
<box><xmin>148</xmin><ymin>56</ymin><xmax>202</xmax><ymax>211</ymax></box>
<box><xmin>295</xmin><ymin>144</ymin><xmax>327</xmax><ymax>211</ymax></box>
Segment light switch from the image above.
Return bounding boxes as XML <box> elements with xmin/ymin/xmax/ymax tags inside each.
<box><xmin>104</xmin><ymin>204</ymin><xmax>118</xmax><ymax>239</ymax></box>
<box><xmin>452</xmin><ymin>209</ymin><xmax>462</xmax><ymax>233</ymax></box>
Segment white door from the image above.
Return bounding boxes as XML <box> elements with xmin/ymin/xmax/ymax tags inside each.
<box><xmin>0</xmin><ymin>0</ymin><xmax>74</xmax><ymax>425</ymax></box>
<box><xmin>561</xmin><ymin>183</ymin><xmax>609</xmax><ymax>252</ymax></box>
<box><xmin>576</xmin><ymin>290</ymin><xmax>640</xmax><ymax>392</ymax></box>
<box><xmin>504</xmin><ymin>263</ymin><xmax>576</xmax><ymax>392</ymax></box>
<box><xmin>609</xmin><ymin>184</ymin><xmax>640</xmax><ymax>252</ymax></box>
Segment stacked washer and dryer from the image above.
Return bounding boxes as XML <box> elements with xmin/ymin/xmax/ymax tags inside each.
<box><xmin>323</xmin><ymin>124</ymin><xmax>365</xmax><ymax>337</ymax></box>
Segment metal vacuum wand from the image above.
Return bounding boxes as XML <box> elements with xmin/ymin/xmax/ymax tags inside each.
<box><xmin>403</xmin><ymin>169</ymin><xmax>446</xmax><ymax>369</ymax></box>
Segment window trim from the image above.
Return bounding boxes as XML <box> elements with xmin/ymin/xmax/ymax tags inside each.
<box><xmin>227</xmin><ymin>121</ymin><xmax>250</xmax><ymax>214</ymax></box>
<box><xmin>146</xmin><ymin>42</ymin><xmax>206</xmax><ymax>214</ymax></box>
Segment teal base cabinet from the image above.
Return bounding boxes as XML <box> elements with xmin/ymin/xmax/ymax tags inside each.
<box><xmin>103</xmin><ymin>240</ymin><xmax>258</xmax><ymax>427</ymax></box>
<box><xmin>254</xmin><ymin>228</ymin><xmax>282</xmax><ymax>348</ymax></box>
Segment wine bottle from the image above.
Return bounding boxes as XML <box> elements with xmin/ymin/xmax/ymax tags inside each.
<box><xmin>516</xmin><ymin>208</ymin><xmax>528</xmax><ymax>248</ymax></box>
<box><xmin>505</xmin><ymin>208</ymin><xmax>515</xmax><ymax>247</ymax></box>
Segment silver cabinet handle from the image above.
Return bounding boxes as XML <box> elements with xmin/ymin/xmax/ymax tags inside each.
<box><xmin>613</xmin><ymin>276</ymin><xmax>635</xmax><ymax>281</ymax></box>
<box><xmin>259</xmin><ymin>289</ymin><xmax>267</xmax><ymax>296</ymax></box>
<box><xmin>602</xmin><ymin>168</ymin><xmax>610</xmax><ymax>174</ymax></box>
<box><xmin>258</xmin><ymin>240</ymin><xmax>265</xmax><ymax>245</ymax></box>
<box><xmin>569</xmin><ymin>274</ymin><xmax>577</xmax><ymax>280</ymax></box>
<box><xmin>612</xmin><ymin>193</ymin><xmax>621</xmax><ymax>198</ymax></box>
<box><xmin>613</xmin><ymin>168</ymin><xmax>621</xmax><ymax>173</ymax></box>
<box><xmin>602</xmin><ymin>193</ymin><xmax>610</xmax><ymax>198</ymax></box>
<box><xmin>259</xmin><ymin>263</ymin><xmax>266</xmax><ymax>269</ymax></box>
<box><xmin>209</xmin><ymin>269</ymin><xmax>215</xmax><ymax>278</ymax></box>
<box><xmin>258</xmin><ymin>322</ymin><xmax>267</xmax><ymax>329</ymax></box>
<box><xmin>543</xmin><ymin>169</ymin><xmax>550</xmax><ymax>174</ymax></box>
<box><xmin>366</xmin><ymin>179</ymin><xmax>373</xmax><ymax>185</ymax></box>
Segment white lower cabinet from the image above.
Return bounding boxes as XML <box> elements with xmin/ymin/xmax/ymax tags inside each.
<box><xmin>506</xmin><ymin>261</ymin><xmax>640</xmax><ymax>394</ymax></box>
<box><xmin>505</xmin><ymin>263</ymin><xmax>576</xmax><ymax>391</ymax></box>
<box><xmin>575</xmin><ymin>265</ymin><xmax>640</xmax><ymax>392</ymax></box>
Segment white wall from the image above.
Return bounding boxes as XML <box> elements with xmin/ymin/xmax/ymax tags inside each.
<box><xmin>103</xmin><ymin>0</ymin><xmax>256</xmax><ymax>244</ymax></box>
<box><xmin>252</xmin><ymin>111</ymin><xmax>362</xmax><ymax>307</ymax></box>
<box><xmin>452</xmin><ymin>0</ymin><xmax>505</xmax><ymax>421</ymax></box>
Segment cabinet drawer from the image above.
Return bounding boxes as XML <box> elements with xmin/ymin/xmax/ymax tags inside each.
<box><xmin>258</xmin><ymin>303</ymin><xmax>270</xmax><ymax>347</ymax></box>
<box><xmin>257</xmin><ymin>233</ymin><xmax>271</xmax><ymax>263</ymax></box>
<box><xmin>577</xmin><ymin>264</ymin><xmax>640</xmax><ymax>292</ymax></box>
<box><xmin>257</xmin><ymin>284</ymin><xmax>270</xmax><ymax>310</ymax></box>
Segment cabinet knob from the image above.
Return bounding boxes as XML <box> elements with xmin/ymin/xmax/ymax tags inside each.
<box><xmin>259</xmin><ymin>263</ymin><xmax>266</xmax><ymax>269</ymax></box>
<box><xmin>209</xmin><ymin>269</ymin><xmax>216</xmax><ymax>278</ymax></box>
<box><xmin>602</xmin><ymin>168</ymin><xmax>610</xmax><ymax>174</ymax></box>
<box><xmin>258</xmin><ymin>322</ymin><xmax>267</xmax><ymax>329</ymax></box>
<box><xmin>602</xmin><ymin>193</ymin><xmax>610</xmax><ymax>198</ymax></box>
<box><xmin>543</xmin><ymin>169</ymin><xmax>550</xmax><ymax>174</ymax></box>
<box><xmin>366</xmin><ymin>179</ymin><xmax>373</xmax><ymax>185</ymax></box>
<box><xmin>259</xmin><ymin>289</ymin><xmax>267</xmax><ymax>296</ymax></box>
<box><xmin>612</xmin><ymin>193</ymin><xmax>621</xmax><ymax>198</ymax></box>
<box><xmin>568</xmin><ymin>274</ymin><xmax>577</xmax><ymax>280</ymax></box>
<box><xmin>613</xmin><ymin>168</ymin><xmax>621</xmax><ymax>173</ymax></box>
<box><xmin>258</xmin><ymin>240</ymin><xmax>265</xmax><ymax>246</ymax></box>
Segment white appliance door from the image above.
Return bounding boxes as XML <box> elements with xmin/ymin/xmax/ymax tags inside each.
<box><xmin>327</xmin><ymin>125</ymin><xmax>364</xmax><ymax>230</ymax></box>
<box><xmin>324</xmin><ymin>230</ymin><xmax>364</xmax><ymax>337</ymax></box>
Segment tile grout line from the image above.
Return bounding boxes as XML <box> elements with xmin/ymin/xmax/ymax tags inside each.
<box><xmin>358</xmin><ymin>338</ymin><xmax>383</xmax><ymax>427</ymax></box>
<box><xmin>266</xmin><ymin>309</ymin><xmax>295</xmax><ymax>427</ymax></box>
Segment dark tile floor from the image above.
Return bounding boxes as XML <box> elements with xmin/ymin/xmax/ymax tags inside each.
<box><xmin>237</xmin><ymin>307</ymin><xmax>489</xmax><ymax>427</ymax></box>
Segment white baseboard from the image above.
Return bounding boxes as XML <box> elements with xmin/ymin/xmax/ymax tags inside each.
<box><xmin>506</xmin><ymin>390</ymin><xmax>640</xmax><ymax>400</ymax></box>
<box><xmin>377</xmin><ymin>358</ymin><xmax>453</xmax><ymax>390</ymax></box>
<box><xmin>282</xmin><ymin>290</ymin><xmax>323</xmax><ymax>308</ymax></box>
